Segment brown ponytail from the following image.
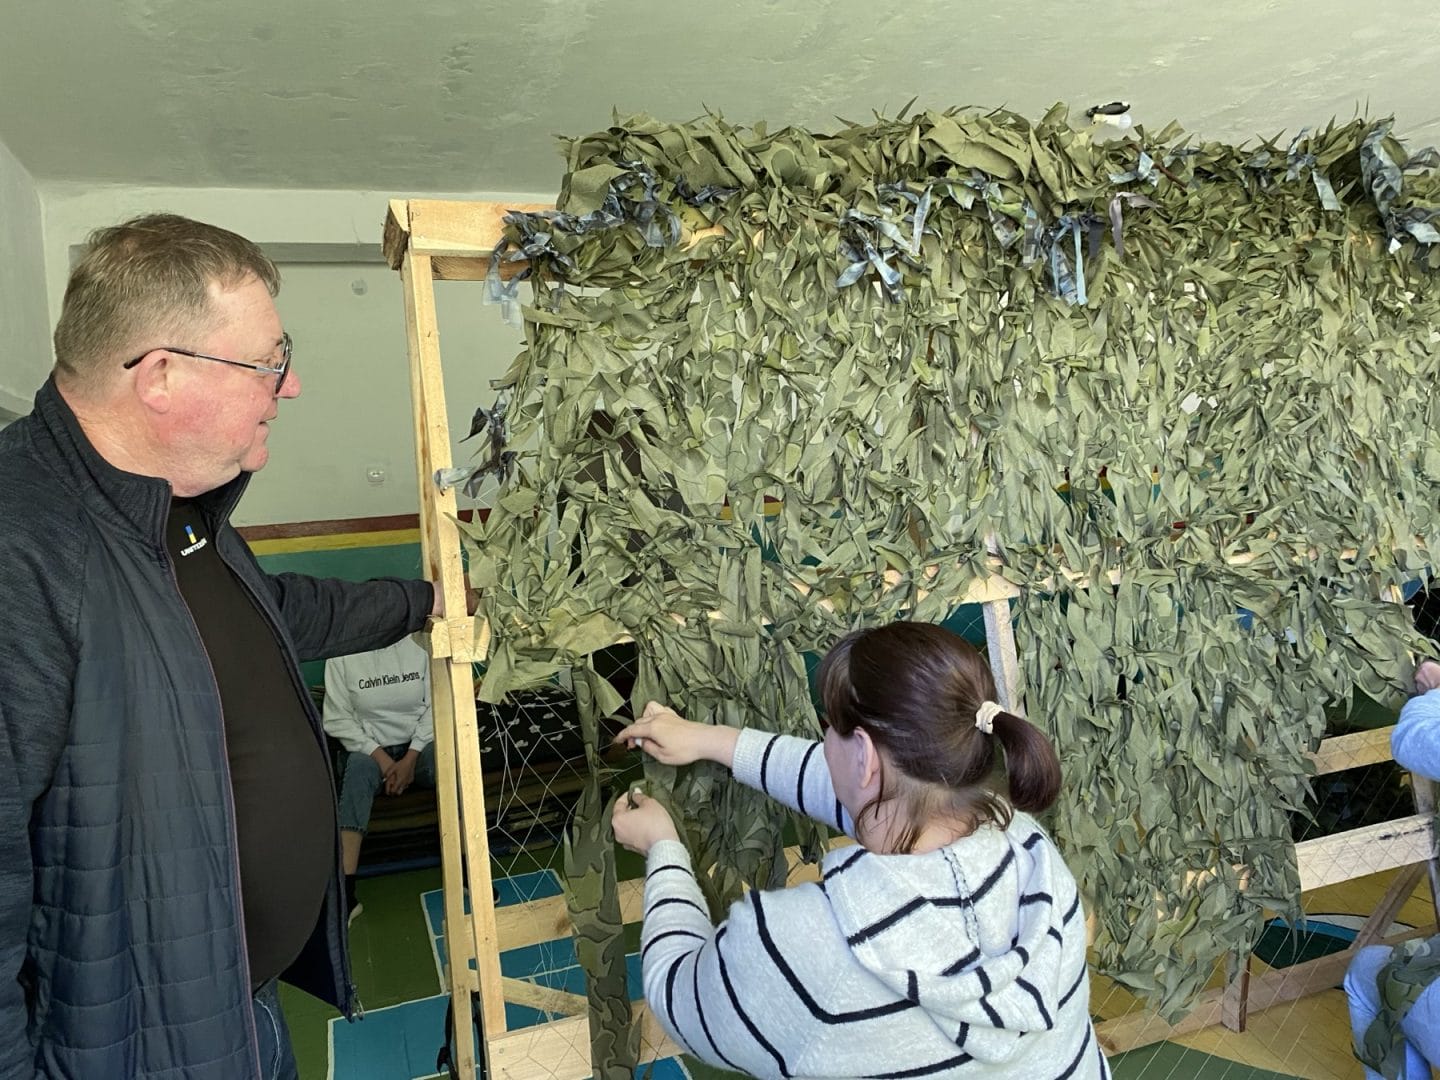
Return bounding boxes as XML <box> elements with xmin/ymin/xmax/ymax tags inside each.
<box><xmin>990</xmin><ymin>708</ymin><xmax>1063</xmax><ymax>814</ymax></box>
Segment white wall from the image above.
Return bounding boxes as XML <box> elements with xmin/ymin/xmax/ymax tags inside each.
<box><xmin>40</xmin><ymin>183</ymin><xmax>551</xmax><ymax>525</ymax></box>
<box><xmin>0</xmin><ymin>138</ymin><xmax>49</xmax><ymax>420</ymax></box>
<box><xmin>257</xmin><ymin>261</ymin><xmax>527</xmax><ymax>526</ymax></box>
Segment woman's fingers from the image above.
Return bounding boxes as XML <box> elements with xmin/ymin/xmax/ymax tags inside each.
<box><xmin>613</xmin><ymin>723</ymin><xmax>656</xmax><ymax>752</ymax></box>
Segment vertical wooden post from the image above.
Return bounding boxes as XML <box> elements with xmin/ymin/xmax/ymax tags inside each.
<box><xmin>980</xmin><ymin>533</ymin><xmax>1023</xmax><ymax>715</ymax></box>
<box><xmin>402</xmin><ymin>246</ymin><xmax>507</xmax><ymax>1073</ymax></box>
<box><xmin>1411</xmin><ymin>774</ymin><xmax>1440</xmax><ymax>925</ymax></box>
<box><xmin>1220</xmin><ymin>952</ymin><xmax>1251</xmax><ymax>1032</ymax></box>
<box><xmin>982</xmin><ymin>598</ymin><xmax>1024</xmax><ymax>716</ymax></box>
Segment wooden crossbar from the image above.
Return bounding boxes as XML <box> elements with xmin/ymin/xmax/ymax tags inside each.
<box><xmin>389</xmin><ymin>197</ymin><xmax>1440</xmax><ymax>1077</ymax></box>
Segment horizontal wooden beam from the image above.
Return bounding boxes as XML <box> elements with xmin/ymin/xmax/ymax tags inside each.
<box><xmin>501</xmin><ymin>977</ymin><xmax>589</xmax><ymax>1017</ymax></box>
<box><xmin>1094</xmin><ymin>922</ymin><xmax>1435</xmax><ymax>1054</ymax></box>
<box><xmin>494</xmin><ymin>837</ymin><xmax>851</xmax><ymax>952</ymax></box>
<box><xmin>1308</xmin><ymin>725</ymin><xmax>1397</xmax><ymax>775</ymax></box>
<box><xmin>384</xmin><ymin>198</ymin><xmax>556</xmax><ymax>270</ymax></box>
<box><xmin>1296</xmin><ymin>813</ymin><xmax>1435</xmax><ymax>892</ymax></box>
<box><xmin>385</xmin><ymin>199</ymin><xmax>729</xmax><ymax>281</ymax></box>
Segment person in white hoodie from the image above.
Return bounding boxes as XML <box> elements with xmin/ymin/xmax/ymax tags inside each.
<box><xmin>611</xmin><ymin>621</ymin><xmax>1108</xmax><ymax>1080</ymax></box>
<box><xmin>323</xmin><ymin>633</ymin><xmax>435</xmax><ymax>922</ymax></box>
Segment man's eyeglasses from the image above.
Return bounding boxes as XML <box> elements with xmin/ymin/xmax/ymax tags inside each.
<box><xmin>123</xmin><ymin>332</ymin><xmax>293</xmax><ymax>395</ymax></box>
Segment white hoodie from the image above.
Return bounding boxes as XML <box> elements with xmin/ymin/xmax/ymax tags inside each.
<box><xmin>639</xmin><ymin>730</ymin><xmax>1108</xmax><ymax>1080</ymax></box>
<box><xmin>321</xmin><ymin>635</ymin><xmax>433</xmax><ymax>756</ymax></box>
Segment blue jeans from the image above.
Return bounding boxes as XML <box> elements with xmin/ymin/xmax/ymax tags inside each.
<box><xmin>1345</xmin><ymin>943</ymin><xmax>1440</xmax><ymax>1079</ymax></box>
<box><xmin>252</xmin><ymin>979</ymin><xmax>299</xmax><ymax>1080</ymax></box>
<box><xmin>337</xmin><ymin>743</ymin><xmax>437</xmax><ymax>833</ymax></box>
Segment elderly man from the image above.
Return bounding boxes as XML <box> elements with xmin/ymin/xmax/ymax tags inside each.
<box><xmin>0</xmin><ymin>215</ymin><xmax>442</xmax><ymax>1078</ymax></box>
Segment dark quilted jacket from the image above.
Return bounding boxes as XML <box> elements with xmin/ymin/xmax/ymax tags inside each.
<box><xmin>0</xmin><ymin>378</ymin><xmax>433</xmax><ymax>1078</ymax></box>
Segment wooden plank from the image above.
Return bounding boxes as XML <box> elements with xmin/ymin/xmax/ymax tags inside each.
<box><xmin>432</xmin><ymin>254</ymin><xmax>505</xmax><ymax>281</ymax></box>
<box><xmin>488</xmin><ymin>1004</ymin><xmax>683</xmax><ymax>1080</ymax></box>
<box><xmin>1219</xmin><ymin>952</ymin><xmax>1250</xmax><ymax>1033</ymax></box>
<box><xmin>402</xmin><ymin>247</ymin><xmax>507</xmax><ymax>1057</ymax></box>
<box><xmin>1412</xmin><ymin>773</ymin><xmax>1440</xmax><ymax>925</ymax></box>
<box><xmin>1353</xmin><ymin>863</ymin><xmax>1425</xmax><ymax>948</ymax></box>
<box><xmin>495</xmin><ymin>879</ymin><xmax>646</xmax><ymax>952</ymax></box>
<box><xmin>982</xmin><ymin>598</ymin><xmax>1023</xmax><ymax>715</ymax></box>
<box><xmin>493</xmin><ymin>838</ymin><xmax>852</xmax><ymax>951</ymax></box>
<box><xmin>389</xmin><ymin>198</ymin><xmax>728</xmax><ymax>280</ymax></box>
<box><xmin>1308</xmin><ymin>726</ymin><xmax>1397</xmax><ymax>775</ymax></box>
<box><xmin>407</xmin><ymin>199</ymin><xmax>555</xmax><ymax>263</ymax></box>
<box><xmin>448</xmin><ymin>661</ymin><xmax>505</xmax><ymax>1041</ymax></box>
<box><xmin>1095</xmin><ymin>924</ymin><xmax>1436</xmax><ymax>1054</ymax></box>
<box><xmin>400</xmin><ymin>250</ymin><xmax>471</xmax><ymax>645</ymax></box>
<box><xmin>501</xmin><ymin>977</ymin><xmax>589</xmax><ymax>1017</ymax></box>
<box><xmin>1295</xmin><ymin>813</ymin><xmax>1435</xmax><ymax>892</ymax></box>
<box><xmin>426</xmin><ymin>668</ymin><xmax>478</xmax><ymax>1077</ymax></box>
<box><xmin>404</xmin><ymin>241</ymin><xmax>478</xmax><ymax>1076</ymax></box>
<box><xmin>425</xmin><ymin>653</ymin><xmax>477</xmax><ymax>1073</ymax></box>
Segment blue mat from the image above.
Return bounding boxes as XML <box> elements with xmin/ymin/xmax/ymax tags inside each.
<box><xmin>333</xmin><ymin>869</ymin><xmax>680</xmax><ymax>1080</ymax></box>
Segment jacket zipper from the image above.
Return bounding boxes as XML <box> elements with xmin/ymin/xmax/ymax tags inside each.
<box><xmin>160</xmin><ymin>545</ymin><xmax>265</xmax><ymax>1080</ymax></box>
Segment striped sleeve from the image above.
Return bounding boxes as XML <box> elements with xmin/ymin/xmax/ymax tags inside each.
<box><xmin>638</xmin><ymin>840</ymin><xmax>789</xmax><ymax>1078</ymax></box>
<box><xmin>730</xmin><ymin>729</ymin><xmax>853</xmax><ymax>836</ymax></box>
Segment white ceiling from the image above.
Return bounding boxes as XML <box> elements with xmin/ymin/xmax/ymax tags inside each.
<box><xmin>3</xmin><ymin>0</ymin><xmax>1438</xmax><ymax>194</ymax></box>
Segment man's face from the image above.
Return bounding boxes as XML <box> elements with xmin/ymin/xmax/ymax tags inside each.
<box><xmin>169</xmin><ymin>275</ymin><xmax>300</xmax><ymax>490</ymax></box>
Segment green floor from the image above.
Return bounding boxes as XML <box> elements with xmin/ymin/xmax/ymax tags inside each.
<box><xmin>1107</xmin><ymin>1042</ymin><xmax>1301</xmax><ymax>1080</ymax></box>
<box><xmin>282</xmin><ymin>859</ymin><xmax>1309</xmax><ymax>1080</ymax></box>
<box><xmin>282</xmin><ymin>866</ymin><xmax>448</xmax><ymax>1080</ymax></box>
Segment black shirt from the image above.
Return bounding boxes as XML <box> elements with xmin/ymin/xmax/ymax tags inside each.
<box><xmin>165</xmin><ymin>499</ymin><xmax>335</xmax><ymax>989</ymax></box>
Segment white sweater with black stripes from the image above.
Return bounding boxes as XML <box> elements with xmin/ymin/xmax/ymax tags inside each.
<box><xmin>639</xmin><ymin>729</ymin><xmax>1109</xmax><ymax>1080</ymax></box>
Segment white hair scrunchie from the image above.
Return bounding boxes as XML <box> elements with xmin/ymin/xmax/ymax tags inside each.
<box><xmin>974</xmin><ymin>700</ymin><xmax>1003</xmax><ymax>735</ymax></box>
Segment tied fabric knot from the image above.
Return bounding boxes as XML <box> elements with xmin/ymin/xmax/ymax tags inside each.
<box><xmin>974</xmin><ymin>700</ymin><xmax>1003</xmax><ymax>735</ymax></box>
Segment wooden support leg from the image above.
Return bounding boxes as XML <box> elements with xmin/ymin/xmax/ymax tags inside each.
<box><xmin>1220</xmin><ymin>950</ymin><xmax>1251</xmax><ymax>1033</ymax></box>
<box><xmin>404</xmin><ymin>244</ymin><xmax>506</xmax><ymax>1076</ymax></box>
<box><xmin>1354</xmin><ymin>863</ymin><xmax>1425</xmax><ymax>948</ymax></box>
<box><xmin>429</xmin><ymin>652</ymin><xmax>479</xmax><ymax>1075</ymax></box>
<box><xmin>1412</xmin><ymin>774</ymin><xmax>1440</xmax><ymax>926</ymax></box>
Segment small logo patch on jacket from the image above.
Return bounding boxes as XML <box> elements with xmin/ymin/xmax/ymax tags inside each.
<box><xmin>180</xmin><ymin>524</ymin><xmax>208</xmax><ymax>556</ymax></box>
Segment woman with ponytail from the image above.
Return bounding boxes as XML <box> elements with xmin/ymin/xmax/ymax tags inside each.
<box><xmin>612</xmin><ymin>621</ymin><xmax>1107</xmax><ymax>1079</ymax></box>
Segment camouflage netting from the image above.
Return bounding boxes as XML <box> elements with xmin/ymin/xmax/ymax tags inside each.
<box><xmin>453</xmin><ymin>104</ymin><xmax>1440</xmax><ymax>1073</ymax></box>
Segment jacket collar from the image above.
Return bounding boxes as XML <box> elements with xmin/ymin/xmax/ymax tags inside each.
<box><xmin>30</xmin><ymin>375</ymin><xmax>250</xmax><ymax>544</ymax></box>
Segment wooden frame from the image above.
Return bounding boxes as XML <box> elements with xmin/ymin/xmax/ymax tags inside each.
<box><xmin>385</xmin><ymin>198</ymin><xmax>1439</xmax><ymax>1076</ymax></box>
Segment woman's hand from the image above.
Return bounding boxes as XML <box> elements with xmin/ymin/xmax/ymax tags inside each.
<box><xmin>611</xmin><ymin>789</ymin><xmax>680</xmax><ymax>856</ymax></box>
<box><xmin>613</xmin><ymin>702</ymin><xmax>739</xmax><ymax>768</ymax></box>
<box><xmin>1416</xmin><ymin>659</ymin><xmax>1440</xmax><ymax>694</ymax></box>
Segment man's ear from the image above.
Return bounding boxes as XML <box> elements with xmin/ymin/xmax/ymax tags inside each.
<box><xmin>130</xmin><ymin>350</ymin><xmax>174</xmax><ymax>414</ymax></box>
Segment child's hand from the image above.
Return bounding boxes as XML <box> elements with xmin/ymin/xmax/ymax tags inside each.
<box><xmin>611</xmin><ymin>789</ymin><xmax>680</xmax><ymax>855</ymax></box>
<box><xmin>1415</xmin><ymin>659</ymin><xmax>1440</xmax><ymax>694</ymax></box>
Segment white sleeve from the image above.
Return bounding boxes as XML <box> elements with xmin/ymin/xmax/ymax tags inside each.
<box><xmin>322</xmin><ymin>655</ymin><xmax>377</xmax><ymax>756</ymax></box>
<box><xmin>409</xmin><ymin>665</ymin><xmax>434</xmax><ymax>753</ymax></box>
